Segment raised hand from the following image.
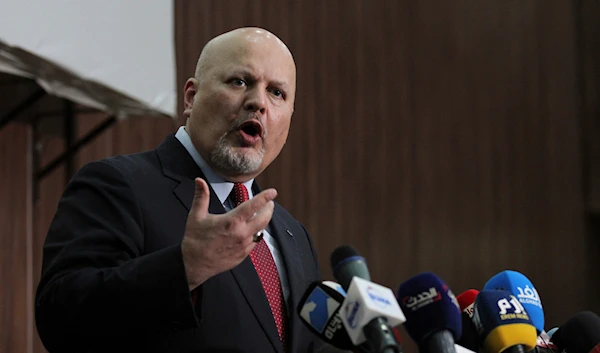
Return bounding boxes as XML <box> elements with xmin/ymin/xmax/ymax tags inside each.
<box><xmin>181</xmin><ymin>177</ymin><xmax>277</xmax><ymax>290</ymax></box>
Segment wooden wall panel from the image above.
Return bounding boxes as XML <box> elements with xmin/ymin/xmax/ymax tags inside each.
<box><xmin>175</xmin><ymin>0</ymin><xmax>597</xmax><ymax>332</ymax></box>
<box><xmin>0</xmin><ymin>123</ymin><xmax>31</xmax><ymax>353</ymax></box>
<box><xmin>579</xmin><ymin>0</ymin><xmax>600</xmax><ymax>316</ymax></box>
<box><xmin>31</xmin><ymin>131</ymin><xmax>65</xmax><ymax>353</ymax></box>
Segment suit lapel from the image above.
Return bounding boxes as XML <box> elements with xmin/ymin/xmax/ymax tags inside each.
<box><xmin>157</xmin><ymin>134</ymin><xmax>229</xmax><ymax>215</ymax></box>
<box><xmin>268</xmin><ymin>210</ymin><xmax>306</xmax><ymax>353</ymax></box>
<box><xmin>172</xmin><ymin>178</ymin><xmax>224</xmax><ymax>215</ymax></box>
<box><xmin>157</xmin><ymin>135</ymin><xmax>285</xmax><ymax>352</ymax></box>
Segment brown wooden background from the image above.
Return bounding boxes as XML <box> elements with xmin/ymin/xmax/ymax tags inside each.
<box><xmin>1</xmin><ymin>0</ymin><xmax>599</xmax><ymax>352</ymax></box>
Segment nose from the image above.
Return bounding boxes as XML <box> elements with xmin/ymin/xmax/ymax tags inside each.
<box><xmin>243</xmin><ymin>87</ymin><xmax>267</xmax><ymax>115</ymax></box>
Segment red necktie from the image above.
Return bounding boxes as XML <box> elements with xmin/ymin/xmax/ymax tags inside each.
<box><xmin>232</xmin><ymin>183</ymin><xmax>288</xmax><ymax>350</ymax></box>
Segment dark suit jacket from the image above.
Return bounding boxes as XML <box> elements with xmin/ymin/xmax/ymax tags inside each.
<box><xmin>35</xmin><ymin>134</ymin><xmax>325</xmax><ymax>353</ymax></box>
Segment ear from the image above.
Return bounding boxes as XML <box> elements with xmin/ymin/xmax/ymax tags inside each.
<box><xmin>183</xmin><ymin>78</ymin><xmax>198</xmax><ymax>118</ymax></box>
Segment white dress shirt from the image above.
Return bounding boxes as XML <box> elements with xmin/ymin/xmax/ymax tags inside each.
<box><xmin>175</xmin><ymin>126</ymin><xmax>290</xmax><ymax>304</ymax></box>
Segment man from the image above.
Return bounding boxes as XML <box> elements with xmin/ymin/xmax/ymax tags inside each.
<box><xmin>35</xmin><ymin>27</ymin><xmax>342</xmax><ymax>353</ymax></box>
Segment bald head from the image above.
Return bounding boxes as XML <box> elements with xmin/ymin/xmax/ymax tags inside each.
<box><xmin>182</xmin><ymin>27</ymin><xmax>297</xmax><ymax>182</ymax></box>
<box><xmin>194</xmin><ymin>27</ymin><xmax>295</xmax><ymax>82</ymax></box>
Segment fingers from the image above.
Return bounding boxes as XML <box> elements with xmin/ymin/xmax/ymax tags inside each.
<box><xmin>190</xmin><ymin>178</ymin><xmax>210</xmax><ymax>219</ymax></box>
<box><xmin>232</xmin><ymin>188</ymin><xmax>278</xmax><ymax>221</ymax></box>
<box><xmin>245</xmin><ymin>200</ymin><xmax>275</xmax><ymax>233</ymax></box>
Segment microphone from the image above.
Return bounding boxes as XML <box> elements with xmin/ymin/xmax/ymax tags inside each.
<box><xmin>330</xmin><ymin>245</ymin><xmax>371</xmax><ymax>290</ymax></box>
<box><xmin>483</xmin><ymin>270</ymin><xmax>545</xmax><ymax>334</ymax></box>
<box><xmin>455</xmin><ymin>289</ymin><xmax>480</xmax><ymax>352</ymax></box>
<box><xmin>396</xmin><ymin>272</ymin><xmax>462</xmax><ymax>353</ymax></box>
<box><xmin>471</xmin><ymin>290</ymin><xmax>537</xmax><ymax>353</ymax></box>
<box><xmin>331</xmin><ymin>245</ymin><xmax>404</xmax><ymax>353</ymax></box>
<box><xmin>551</xmin><ymin>311</ymin><xmax>600</xmax><ymax>353</ymax></box>
<box><xmin>297</xmin><ymin>281</ymin><xmax>355</xmax><ymax>350</ymax></box>
<box><xmin>534</xmin><ymin>330</ymin><xmax>558</xmax><ymax>352</ymax></box>
<box><xmin>340</xmin><ymin>276</ymin><xmax>406</xmax><ymax>353</ymax></box>
<box><xmin>457</xmin><ymin>289</ymin><xmax>478</xmax><ymax>318</ymax></box>
<box><xmin>545</xmin><ymin>327</ymin><xmax>558</xmax><ymax>338</ymax></box>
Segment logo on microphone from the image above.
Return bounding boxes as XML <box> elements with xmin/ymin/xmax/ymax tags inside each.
<box><xmin>366</xmin><ymin>286</ymin><xmax>392</xmax><ymax>308</ymax></box>
<box><xmin>401</xmin><ymin>286</ymin><xmax>442</xmax><ymax>311</ymax></box>
<box><xmin>344</xmin><ymin>301</ymin><xmax>361</xmax><ymax>329</ymax></box>
<box><xmin>497</xmin><ymin>295</ymin><xmax>530</xmax><ymax>321</ymax></box>
<box><xmin>325</xmin><ymin>315</ymin><xmax>343</xmax><ymax>339</ymax></box>
<box><xmin>516</xmin><ymin>285</ymin><xmax>542</xmax><ymax>308</ymax></box>
<box><xmin>463</xmin><ymin>303</ymin><xmax>475</xmax><ymax>318</ymax></box>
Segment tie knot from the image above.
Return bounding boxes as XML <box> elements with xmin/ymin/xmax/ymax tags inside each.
<box><xmin>231</xmin><ymin>183</ymin><xmax>249</xmax><ymax>207</ymax></box>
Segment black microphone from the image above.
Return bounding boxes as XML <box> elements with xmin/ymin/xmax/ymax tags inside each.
<box><xmin>330</xmin><ymin>245</ymin><xmax>371</xmax><ymax>290</ymax></box>
<box><xmin>551</xmin><ymin>311</ymin><xmax>600</xmax><ymax>353</ymax></box>
<box><xmin>330</xmin><ymin>245</ymin><xmax>404</xmax><ymax>353</ymax></box>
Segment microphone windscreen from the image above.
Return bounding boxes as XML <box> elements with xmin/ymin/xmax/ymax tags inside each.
<box><xmin>330</xmin><ymin>245</ymin><xmax>370</xmax><ymax>290</ymax></box>
<box><xmin>396</xmin><ymin>272</ymin><xmax>462</xmax><ymax>343</ymax></box>
<box><xmin>473</xmin><ymin>290</ymin><xmax>537</xmax><ymax>353</ymax></box>
<box><xmin>552</xmin><ymin>311</ymin><xmax>600</xmax><ymax>353</ymax></box>
<box><xmin>457</xmin><ymin>289</ymin><xmax>479</xmax><ymax>316</ymax></box>
<box><xmin>483</xmin><ymin>270</ymin><xmax>545</xmax><ymax>333</ymax></box>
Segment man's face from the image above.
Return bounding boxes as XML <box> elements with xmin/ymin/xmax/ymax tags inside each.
<box><xmin>184</xmin><ymin>33</ymin><xmax>296</xmax><ymax>182</ymax></box>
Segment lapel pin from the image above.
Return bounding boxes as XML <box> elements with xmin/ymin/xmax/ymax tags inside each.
<box><xmin>286</xmin><ymin>229</ymin><xmax>293</xmax><ymax>237</ymax></box>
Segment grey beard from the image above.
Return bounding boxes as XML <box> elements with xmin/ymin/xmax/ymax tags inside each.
<box><xmin>210</xmin><ymin>135</ymin><xmax>264</xmax><ymax>175</ymax></box>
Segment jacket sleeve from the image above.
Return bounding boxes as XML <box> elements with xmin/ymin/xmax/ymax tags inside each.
<box><xmin>35</xmin><ymin>160</ymin><xmax>198</xmax><ymax>351</ymax></box>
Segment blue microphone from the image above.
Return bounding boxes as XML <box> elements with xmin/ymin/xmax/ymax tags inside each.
<box><xmin>483</xmin><ymin>270</ymin><xmax>545</xmax><ymax>333</ymax></box>
<box><xmin>472</xmin><ymin>290</ymin><xmax>537</xmax><ymax>353</ymax></box>
<box><xmin>397</xmin><ymin>272</ymin><xmax>462</xmax><ymax>353</ymax></box>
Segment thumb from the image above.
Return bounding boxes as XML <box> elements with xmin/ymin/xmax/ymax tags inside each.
<box><xmin>190</xmin><ymin>177</ymin><xmax>210</xmax><ymax>219</ymax></box>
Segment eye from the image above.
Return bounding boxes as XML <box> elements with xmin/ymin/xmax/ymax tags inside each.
<box><xmin>271</xmin><ymin>88</ymin><xmax>285</xmax><ymax>99</ymax></box>
<box><xmin>231</xmin><ymin>78</ymin><xmax>246</xmax><ymax>87</ymax></box>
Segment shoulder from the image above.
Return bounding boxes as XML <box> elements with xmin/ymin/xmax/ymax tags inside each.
<box><xmin>75</xmin><ymin>149</ymin><xmax>160</xmax><ymax>184</ymax></box>
<box><xmin>99</xmin><ymin>150</ymin><xmax>160</xmax><ymax>177</ymax></box>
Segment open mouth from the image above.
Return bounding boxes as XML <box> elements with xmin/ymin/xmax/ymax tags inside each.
<box><xmin>238</xmin><ymin>120</ymin><xmax>263</xmax><ymax>138</ymax></box>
